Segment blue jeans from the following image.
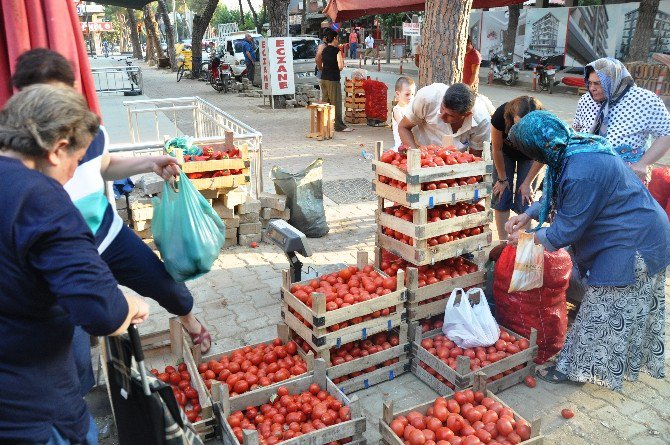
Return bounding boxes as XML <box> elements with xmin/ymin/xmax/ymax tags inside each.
<box><xmin>491</xmin><ymin>152</ymin><xmax>536</xmax><ymax>214</ymax></box>
<box><xmin>43</xmin><ymin>415</ymin><xmax>98</xmax><ymax>445</ymax></box>
<box><xmin>72</xmin><ymin>224</ymin><xmax>194</xmax><ymax>395</ymax></box>
<box><xmin>349</xmin><ymin>42</ymin><xmax>358</xmax><ymax>59</ymax></box>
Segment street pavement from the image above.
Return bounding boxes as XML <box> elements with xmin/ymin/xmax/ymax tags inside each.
<box><xmin>89</xmin><ymin>56</ymin><xmax>670</xmax><ymax>445</ymax></box>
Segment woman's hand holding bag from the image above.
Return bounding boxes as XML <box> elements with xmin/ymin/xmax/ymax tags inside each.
<box><xmin>508</xmin><ymin>231</ymin><xmax>544</xmax><ymax>292</ymax></box>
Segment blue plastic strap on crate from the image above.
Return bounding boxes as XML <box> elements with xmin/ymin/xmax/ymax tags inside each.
<box><xmin>364</xmin><ymin>379</ymin><xmax>369</xmax><ymax>389</ymax></box>
<box><xmin>389</xmin><ymin>370</ymin><xmax>395</xmax><ymax>380</ymax></box>
<box><xmin>474</xmin><ymin>188</ymin><xmax>479</xmax><ymax>201</ymax></box>
<box><xmin>336</xmin><ymin>337</ymin><xmax>341</xmax><ymax>348</ymax></box>
<box><xmin>428</xmin><ymin>196</ymin><xmax>435</xmax><ymax>209</ymax></box>
<box><xmin>387</xmin><ymin>319</ymin><xmax>392</xmax><ymax>331</ymax></box>
<box><xmin>361</xmin><ymin>327</ymin><xmax>367</xmax><ymax>340</ymax></box>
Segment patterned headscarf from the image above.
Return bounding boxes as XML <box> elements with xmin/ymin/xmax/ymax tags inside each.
<box><xmin>585</xmin><ymin>57</ymin><xmax>635</xmax><ymax>136</ymax></box>
<box><xmin>508</xmin><ymin>111</ymin><xmax>617</xmax><ymax>229</ymax></box>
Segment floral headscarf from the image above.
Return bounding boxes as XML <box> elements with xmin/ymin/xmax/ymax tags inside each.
<box><xmin>585</xmin><ymin>57</ymin><xmax>635</xmax><ymax>136</ymax></box>
<box><xmin>509</xmin><ymin>111</ymin><xmax>617</xmax><ymax>229</ymax></box>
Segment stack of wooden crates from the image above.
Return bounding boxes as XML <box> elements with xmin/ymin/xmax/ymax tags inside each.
<box><xmin>343</xmin><ymin>77</ymin><xmax>366</xmax><ymax>125</ymax></box>
<box><xmin>371</xmin><ymin>139</ymin><xmax>495</xmax><ymax>391</ymax></box>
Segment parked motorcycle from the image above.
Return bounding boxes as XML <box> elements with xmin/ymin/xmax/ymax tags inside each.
<box><xmin>209</xmin><ymin>50</ymin><xmax>234</xmax><ymax>93</ymax></box>
<box><xmin>535</xmin><ymin>56</ymin><xmax>560</xmax><ymax>94</ymax></box>
<box><xmin>489</xmin><ymin>52</ymin><xmax>519</xmax><ymax>86</ymax></box>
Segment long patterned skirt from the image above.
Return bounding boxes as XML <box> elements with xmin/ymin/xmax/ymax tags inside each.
<box><xmin>555</xmin><ymin>255</ymin><xmax>666</xmax><ymax>391</ymax></box>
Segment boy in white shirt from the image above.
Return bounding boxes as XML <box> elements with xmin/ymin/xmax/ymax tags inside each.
<box><xmin>392</xmin><ymin>76</ymin><xmax>416</xmax><ymax>150</ymax></box>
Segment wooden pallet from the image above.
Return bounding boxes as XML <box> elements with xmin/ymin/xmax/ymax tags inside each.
<box><xmin>376</xmin><ymin>229</ymin><xmax>492</xmax><ymax>266</ymax></box>
<box><xmin>280</xmin><ymin>251</ymin><xmax>407</xmax><ymax>350</ymax></box>
<box><xmin>404</xmin><ymin>263</ymin><xmax>486</xmax><ymax>321</ymax></box>
<box><xmin>410</xmin><ymin>319</ymin><xmax>538</xmax><ymax>393</ymax></box>
<box><xmin>214</xmin><ymin>359</ymin><xmax>367</xmax><ymax>445</ymax></box>
<box><xmin>138</xmin><ymin>318</ymin><xmax>217</xmax><ymax>441</ymax></box>
<box><xmin>174</xmin><ymin>140</ymin><xmax>251</xmax><ymax>191</ymax></box>
<box><xmin>307</xmin><ymin>103</ymin><xmax>335</xmax><ymax>140</ymax></box>
<box><xmin>379</xmin><ymin>375</ymin><xmax>544</xmax><ymax>445</ymax></box>
<box><xmin>377</xmin><ymin>198</ymin><xmax>492</xmax><ymax>241</ymax></box>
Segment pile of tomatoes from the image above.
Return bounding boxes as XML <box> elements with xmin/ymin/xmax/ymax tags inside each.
<box><xmin>388</xmin><ymin>390</ymin><xmax>532</xmax><ymax>445</ymax></box>
<box><xmin>195</xmin><ymin>338</ymin><xmax>308</xmax><ymax>397</ymax></box>
<box><xmin>226</xmin><ymin>384</ymin><xmax>353</xmax><ymax>444</ymax></box>
<box><xmin>380</xmin><ymin>254</ymin><xmax>478</xmax><ymax>287</ymax></box>
<box><xmin>328</xmin><ymin>331</ymin><xmax>402</xmax><ymax>384</ymax></box>
<box><xmin>378</xmin><ymin>175</ymin><xmax>484</xmax><ymax>192</ymax></box>
<box><xmin>420</xmin><ymin>316</ymin><xmax>444</xmax><ymax>333</ymax></box>
<box><xmin>384</xmin><ymin>203</ymin><xmax>485</xmax><ymax>224</ymax></box>
<box><xmin>420</xmin><ymin>330</ymin><xmax>530</xmax><ymax>374</ymax></box>
<box><xmin>184</xmin><ymin>145</ymin><xmax>244</xmax><ymax>180</ymax></box>
<box><xmin>380</xmin><ymin>145</ymin><xmax>482</xmax><ymax>170</ymax></box>
<box><xmin>151</xmin><ymin>364</ymin><xmax>203</xmax><ymax>423</ymax></box>
<box><xmin>382</xmin><ymin>225</ymin><xmax>486</xmax><ymax>247</ymax></box>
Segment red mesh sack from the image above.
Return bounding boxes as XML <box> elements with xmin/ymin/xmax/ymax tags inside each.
<box><xmin>649</xmin><ymin>167</ymin><xmax>670</xmax><ymax>207</ymax></box>
<box><xmin>665</xmin><ymin>197</ymin><xmax>670</xmax><ymax>221</ymax></box>
<box><xmin>362</xmin><ymin>79</ymin><xmax>388</xmax><ymax>121</ymax></box>
<box><xmin>493</xmin><ymin>245</ymin><xmax>571</xmax><ymax>364</ymax></box>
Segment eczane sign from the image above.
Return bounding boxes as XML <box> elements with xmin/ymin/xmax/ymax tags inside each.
<box><xmin>259</xmin><ymin>38</ymin><xmax>295</xmax><ymax>95</ymax></box>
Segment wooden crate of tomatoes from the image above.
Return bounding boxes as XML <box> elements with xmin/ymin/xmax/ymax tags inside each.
<box><xmin>291</xmin><ymin>323</ymin><xmax>411</xmax><ymax>395</ymax></box>
<box><xmin>411</xmin><ymin>315</ymin><xmax>538</xmax><ymax>394</ymax></box>
<box><xmin>143</xmin><ymin>318</ymin><xmax>217</xmax><ymax>441</ymax></box>
<box><xmin>176</xmin><ymin>142</ymin><xmax>250</xmax><ymax>190</ymax></box>
<box><xmin>280</xmin><ymin>251</ymin><xmax>407</xmax><ymax>352</ymax></box>
<box><xmin>379</xmin><ymin>375</ymin><xmax>544</xmax><ymax>445</ymax></box>
<box><xmin>372</xmin><ymin>141</ymin><xmax>493</xmax><ymax>210</ymax></box>
<box><xmin>190</xmin><ymin>324</ymin><xmax>315</xmax><ymax>406</ymax></box>
<box><xmin>215</xmin><ymin>359</ymin><xmax>367</xmax><ymax>445</ymax></box>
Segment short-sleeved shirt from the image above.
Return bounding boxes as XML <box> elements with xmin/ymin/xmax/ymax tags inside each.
<box><xmin>491</xmin><ymin>102</ymin><xmax>530</xmax><ymax>162</ymax></box>
<box><xmin>64</xmin><ymin>126</ymin><xmax>123</xmax><ymax>253</ymax></box>
<box><xmin>404</xmin><ymin>83</ymin><xmax>492</xmax><ymax>151</ymax></box>
<box><xmin>527</xmin><ymin>152</ymin><xmax>670</xmax><ymax>286</ymax></box>
<box><xmin>0</xmin><ymin>157</ymin><xmax>128</xmax><ymax>443</ymax></box>
<box><xmin>572</xmin><ymin>86</ymin><xmax>670</xmax><ymax>163</ymax></box>
<box><xmin>365</xmin><ymin>35</ymin><xmax>374</xmax><ymax>48</ymax></box>
<box><xmin>320</xmin><ymin>45</ymin><xmax>341</xmax><ymax>82</ymax></box>
<box><xmin>242</xmin><ymin>40</ymin><xmax>255</xmax><ymax>64</ymax></box>
<box><xmin>349</xmin><ymin>32</ymin><xmax>358</xmax><ymax>44</ymax></box>
<box><xmin>463</xmin><ymin>48</ymin><xmax>482</xmax><ymax>86</ymax></box>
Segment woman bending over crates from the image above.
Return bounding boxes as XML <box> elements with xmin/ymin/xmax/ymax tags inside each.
<box><xmin>11</xmin><ymin>49</ymin><xmax>212</xmax><ymax>395</ymax></box>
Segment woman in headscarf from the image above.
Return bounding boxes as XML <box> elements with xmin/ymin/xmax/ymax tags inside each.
<box><xmin>573</xmin><ymin>57</ymin><xmax>670</xmax><ymax>181</ymax></box>
<box><xmin>506</xmin><ymin>111</ymin><xmax>670</xmax><ymax>392</ymax></box>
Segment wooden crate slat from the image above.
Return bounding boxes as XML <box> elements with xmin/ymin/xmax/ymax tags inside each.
<box><xmin>181</xmin><ymin>158</ymin><xmax>247</xmax><ymax>173</ymax></box>
<box><xmin>337</xmin><ymin>359</ymin><xmax>410</xmax><ymax>394</ymax></box>
<box><xmin>189</xmin><ymin>173</ymin><xmax>250</xmax><ymax>190</ymax></box>
<box><xmin>329</xmin><ymin>343</ymin><xmax>409</xmax><ymax>379</ymax></box>
<box><xmin>407</xmin><ymin>297</ymin><xmax>449</xmax><ymax>321</ymax></box>
<box><xmin>410</xmin><ymin>361</ymin><xmax>454</xmax><ymax>396</ymax></box>
<box><xmin>372</xmin><ymin>158</ymin><xmax>492</xmax><ymax>184</ymax></box>
<box><xmin>376</xmin><ymin>230</ymin><xmax>492</xmax><ymax>266</ymax></box>
<box><xmin>373</xmin><ymin>180</ymin><xmax>492</xmax><ymax>209</ymax></box>
<box><xmin>407</xmin><ymin>268</ymin><xmax>487</xmax><ymax>303</ymax></box>
<box><xmin>377</xmin><ymin>208</ymin><xmax>493</xmax><ymax>240</ymax></box>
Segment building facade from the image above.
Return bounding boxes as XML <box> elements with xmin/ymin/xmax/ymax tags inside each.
<box><xmin>619</xmin><ymin>8</ymin><xmax>670</xmax><ymax>59</ymax></box>
<box><xmin>529</xmin><ymin>12</ymin><xmax>560</xmax><ymax>55</ymax></box>
<box><xmin>567</xmin><ymin>6</ymin><xmax>609</xmax><ymax>65</ymax></box>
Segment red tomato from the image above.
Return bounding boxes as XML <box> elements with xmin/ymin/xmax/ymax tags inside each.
<box><xmin>561</xmin><ymin>408</ymin><xmax>574</xmax><ymax>419</ymax></box>
<box><xmin>524</xmin><ymin>376</ymin><xmax>537</xmax><ymax>388</ymax></box>
<box><xmin>496</xmin><ymin>418</ymin><xmax>513</xmax><ymax>436</ymax></box>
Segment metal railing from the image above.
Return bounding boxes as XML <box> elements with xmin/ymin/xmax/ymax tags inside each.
<box><xmin>91</xmin><ymin>66</ymin><xmax>143</xmax><ymax>95</ymax></box>
<box><xmin>113</xmin><ymin>96</ymin><xmax>263</xmax><ymax>196</ymax></box>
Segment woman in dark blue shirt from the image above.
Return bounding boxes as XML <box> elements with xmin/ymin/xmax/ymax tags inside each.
<box><xmin>0</xmin><ymin>85</ymin><xmax>150</xmax><ymax>443</ymax></box>
<box><xmin>506</xmin><ymin>111</ymin><xmax>670</xmax><ymax>391</ymax></box>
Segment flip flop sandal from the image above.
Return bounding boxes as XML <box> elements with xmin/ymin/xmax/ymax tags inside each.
<box><xmin>536</xmin><ymin>365</ymin><xmax>570</xmax><ymax>384</ymax></box>
<box><xmin>187</xmin><ymin>319</ymin><xmax>212</xmax><ymax>354</ymax></box>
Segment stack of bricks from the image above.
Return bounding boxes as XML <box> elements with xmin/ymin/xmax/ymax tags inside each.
<box><xmin>212</xmin><ymin>190</ymin><xmax>263</xmax><ymax>248</ymax></box>
<box><xmin>259</xmin><ymin>192</ymin><xmax>290</xmax><ymax>231</ymax></box>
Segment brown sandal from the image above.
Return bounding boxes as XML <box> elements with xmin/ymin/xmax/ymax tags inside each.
<box><xmin>187</xmin><ymin>320</ymin><xmax>212</xmax><ymax>354</ymax></box>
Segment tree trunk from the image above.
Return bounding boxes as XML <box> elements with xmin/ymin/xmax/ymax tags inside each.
<box><xmin>247</xmin><ymin>0</ymin><xmax>260</xmax><ymax>33</ymax></box>
<box><xmin>157</xmin><ymin>0</ymin><xmax>177</xmax><ymax>69</ymax></box>
<box><xmin>301</xmin><ymin>0</ymin><xmax>307</xmax><ymax>35</ymax></box>
<box><xmin>144</xmin><ymin>6</ymin><xmax>165</xmax><ymax>65</ymax></box>
<box><xmin>268</xmin><ymin>0</ymin><xmax>290</xmax><ymax>36</ymax></box>
<box><xmin>238</xmin><ymin>0</ymin><xmax>245</xmax><ymax>26</ymax></box>
<box><xmin>419</xmin><ymin>0</ymin><xmax>474</xmax><ymax>87</ymax></box>
<box><xmin>128</xmin><ymin>8</ymin><xmax>143</xmax><ymax>59</ymax></box>
<box><xmin>503</xmin><ymin>4</ymin><xmax>520</xmax><ymax>56</ymax></box>
<box><xmin>627</xmin><ymin>0</ymin><xmax>659</xmax><ymax>62</ymax></box>
<box><xmin>143</xmin><ymin>7</ymin><xmax>154</xmax><ymax>63</ymax></box>
<box><xmin>192</xmin><ymin>0</ymin><xmax>218</xmax><ymax>77</ymax></box>
<box><xmin>116</xmin><ymin>12</ymin><xmax>130</xmax><ymax>53</ymax></box>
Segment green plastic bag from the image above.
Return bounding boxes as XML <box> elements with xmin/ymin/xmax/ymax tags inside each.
<box><xmin>151</xmin><ymin>171</ymin><xmax>225</xmax><ymax>282</ymax></box>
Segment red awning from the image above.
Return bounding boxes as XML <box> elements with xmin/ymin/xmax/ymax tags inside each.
<box><xmin>324</xmin><ymin>0</ymin><xmax>526</xmax><ymax>22</ymax></box>
<box><xmin>0</xmin><ymin>0</ymin><xmax>100</xmax><ymax>115</ymax></box>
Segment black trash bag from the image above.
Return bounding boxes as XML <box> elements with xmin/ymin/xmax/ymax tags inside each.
<box><xmin>271</xmin><ymin>158</ymin><xmax>329</xmax><ymax>238</ymax></box>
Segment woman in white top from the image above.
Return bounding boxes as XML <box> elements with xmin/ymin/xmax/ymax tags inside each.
<box><xmin>573</xmin><ymin>57</ymin><xmax>670</xmax><ymax>181</ymax></box>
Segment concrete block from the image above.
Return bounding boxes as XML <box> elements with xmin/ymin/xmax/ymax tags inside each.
<box><xmin>225</xmin><ymin>227</ymin><xmax>238</xmax><ymax>240</ymax></box>
<box><xmin>237</xmin><ymin>197</ymin><xmax>261</xmax><ymax>214</ymax></box>
<box><xmin>239</xmin><ymin>212</ymin><xmax>260</xmax><ymax>224</ymax></box>
<box><xmin>115</xmin><ymin>197</ymin><xmax>127</xmax><ymax>211</ymax></box>
<box><xmin>222</xmin><ymin>215</ymin><xmax>240</xmax><ymax>228</ymax></box>
<box><xmin>238</xmin><ymin>233</ymin><xmax>262</xmax><ymax>245</ymax></box>
<box><xmin>127</xmin><ymin>192</ymin><xmax>153</xmax><ymax>210</ymax></box>
<box><xmin>260</xmin><ymin>219</ymin><xmax>269</xmax><ymax>229</ymax></box>
<box><xmin>261</xmin><ymin>207</ymin><xmax>290</xmax><ymax>220</ymax></box>
<box><xmin>224</xmin><ymin>188</ymin><xmax>248</xmax><ymax>209</ymax></box>
<box><xmin>239</xmin><ymin>222</ymin><xmax>262</xmax><ymax>235</ymax></box>
<box><xmin>136</xmin><ymin>173</ymin><xmax>164</xmax><ymax>196</ymax></box>
<box><xmin>199</xmin><ymin>189</ymin><xmax>222</xmax><ymax>199</ymax></box>
<box><xmin>223</xmin><ymin>238</ymin><xmax>238</xmax><ymax>248</ymax></box>
<box><xmin>213</xmin><ymin>201</ymin><xmax>236</xmax><ymax>219</ymax></box>
<box><xmin>259</xmin><ymin>192</ymin><xmax>287</xmax><ymax>211</ymax></box>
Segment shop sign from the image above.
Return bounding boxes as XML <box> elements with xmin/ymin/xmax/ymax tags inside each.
<box><xmin>260</xmin><ymin>37</ymin><xmax>295</xmax><ymax>95</ymax></box>
<box><xmin>402</xmin><ymin>23</ymin><xmax>420</xmax><ymax>37</ymax></box>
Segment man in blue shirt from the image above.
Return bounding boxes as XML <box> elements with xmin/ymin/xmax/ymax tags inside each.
<box><xmin>242</xmin><ymin>33</ymin><xmax>256</xmax><ymax>83</ymax></box>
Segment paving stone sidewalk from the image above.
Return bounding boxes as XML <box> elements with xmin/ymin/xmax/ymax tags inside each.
<box><xmin>98</xmin><ymin>59</ymin><xmax>670</xmax><ymax>445</ymax></box>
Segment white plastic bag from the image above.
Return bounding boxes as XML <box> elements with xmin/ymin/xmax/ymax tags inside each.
<box><xmin>509</xmin><ymin>231</ymin><xmax>544</xmax><ymax>292</ymax></box>
<box><xmin>442</xmin><ymin>288</ymin><xmax>500</xmax><ymax>348</ymax></box>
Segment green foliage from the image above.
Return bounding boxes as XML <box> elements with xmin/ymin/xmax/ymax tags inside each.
<box><xmin>188</xmin><ymin>0</ymin><xmax>211</xmax><ymax>15</ymax></box>
<box><xmin>211</xmin><ymin>4</ymin><xmax>255</xmax><ymax>31</ymax></box>
<box><xmin>578</xmin><ymin>0</ymin><xmax>602</xmax><ymax>5</ymax></box>
<box><xmin>376</xmin><ymin>13</ymin><xmax>405</xmax><ymax>32</ymax></box>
